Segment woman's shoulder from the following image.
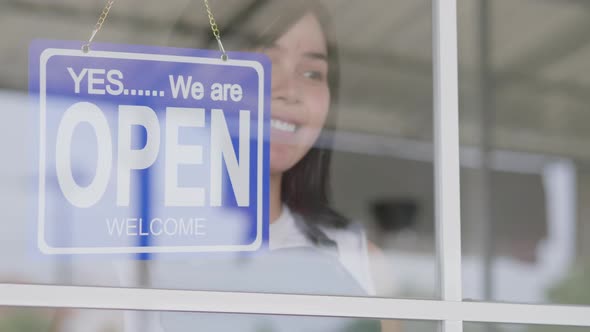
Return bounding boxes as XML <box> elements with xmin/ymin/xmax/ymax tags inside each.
<box><xmin>319</xmin><ymin>221</ymin><xmax>376</xmax><ymax>296</ymax></box>
<box><xmin>319</xmin><ymin>221</ymin><xmax>366</xmax><ymax>255</ymax></box>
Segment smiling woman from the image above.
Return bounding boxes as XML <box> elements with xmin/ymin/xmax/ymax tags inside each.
<box><xmin>151</xmin><ymin>0</ymin><xmax>387</xmax><ymax>330</ymax></box>
<box><xmin>222</xmin><ymin>1</ymin><xmax>346</xmax><ymax>232</ymax></box>
<box><xmin>219</xmin><ymin>0</ymin><xmax>381</xmax><ymax>294</ymax></box>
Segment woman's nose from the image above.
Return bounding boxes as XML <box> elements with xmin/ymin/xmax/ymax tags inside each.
<box><xmin>272</xmin><ymin>65</ymin><xmax>300</xmax><ymax>104</ymax></box>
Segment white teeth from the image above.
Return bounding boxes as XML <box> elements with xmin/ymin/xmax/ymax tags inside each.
<box><xmin>271</xmin><ymin>119</ymin><xmax>297</xmax><ymax>133</ymax></box>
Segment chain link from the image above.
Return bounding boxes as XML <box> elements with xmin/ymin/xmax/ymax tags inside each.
<box><xmin>203</xmin><ymin>0</ymin><xmax>228</xmax><ymax>61</ymax></box>
<box><xmin>80</xmin><ymin>0</ymin><xmax>227</xmax><ymax>60</ymax></box>
<box><xmin>95</xmin><ymin>0</ymin><xmax>115</xmax><ymax>31</ymax></box>
<box><xmin>82</xmin><ymin>0</ymin><xmax>115</xmax><ymax>53</ymax></box>
<box><xmin>203</xmin><ymin>0</ymin><xmax>220</xmax><ymax>39</ymax></box>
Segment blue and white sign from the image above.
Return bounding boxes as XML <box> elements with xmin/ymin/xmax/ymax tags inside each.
<box><xmin>30</xmin><ymin>40</ymin><xmax>270</xmax><ymax>255</ymax></box>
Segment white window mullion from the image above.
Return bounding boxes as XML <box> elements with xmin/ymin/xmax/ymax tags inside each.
<box><xmin>433</xmin><ymin>0</ymin><xmax>463</xmax><ymax>331</ymax></box>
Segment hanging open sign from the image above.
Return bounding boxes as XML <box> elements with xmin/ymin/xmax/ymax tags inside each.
<box><xmin>30</xmin><ymin>40</ymin><xmax>270</xmax><ymax>255</ymax></box>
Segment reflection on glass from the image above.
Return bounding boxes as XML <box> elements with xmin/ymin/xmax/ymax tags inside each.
<box><xmin>0</xmin><ymin>0</ymin><xmax>435</xmax><ymax>300</ymax></box>
<box><xmin>459</xmin><ymin>0</ymin><xmax>590</xmax><ymax>306</ymax></box>
<box><xmin>0</xmin><ymin>307</ymin><xmax>434</xmax><ymax>332</ymax></box>
<box><xmin>465</xmin><ymin>322</ymin><xmax>590</xmax><ymax>332</ymax></box>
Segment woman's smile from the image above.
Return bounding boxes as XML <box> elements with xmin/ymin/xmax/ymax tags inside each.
<box><xmin>271</xmin><ymin>118</ymin><xmax>298</xmax><ymax>133</ymax></box>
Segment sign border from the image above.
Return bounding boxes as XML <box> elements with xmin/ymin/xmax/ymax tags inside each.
<box><xmin>37</xmin><ymin>48</ymin><xmax>266</xmax><ymax>254</ymax></box>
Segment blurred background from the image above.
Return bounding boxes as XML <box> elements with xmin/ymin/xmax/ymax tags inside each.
<box><xmin>1</xmin><ymin>0</ymin><xmax>590</xmax><ymax>331</ymax></box>
<box><xmin>0</xmin><ymin>307</ymin><xmax>435</xmax><ymax>332</ymax></box>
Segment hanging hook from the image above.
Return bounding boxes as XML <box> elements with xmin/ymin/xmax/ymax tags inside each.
<box><xmin>203</xmin><ymin>0</ymin><xmax>229</xmax><ymax>61</ymax></box>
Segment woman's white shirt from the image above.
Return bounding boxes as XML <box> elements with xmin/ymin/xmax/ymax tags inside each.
<box><xmin>269</xmin><ymin>205</ymin><xmax>376</xmax><ymax>295</ymax></box>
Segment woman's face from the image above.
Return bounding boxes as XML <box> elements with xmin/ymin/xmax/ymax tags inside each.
<box><xmin>263</xmin><ymin>13</ymin><xmax>330</xmax><ymax>175</ymax></box>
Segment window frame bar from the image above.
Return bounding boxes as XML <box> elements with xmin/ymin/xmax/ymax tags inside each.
<box><xmin>1</xmin><ymin>284</ymin><xmax>590</xmax><ymax>327</ymax></box>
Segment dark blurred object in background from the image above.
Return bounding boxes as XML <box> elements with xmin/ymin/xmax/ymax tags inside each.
<box><xmin>371</xmin><ymin>198</ymin><xmax>419</xmax><ymax>233</ymax></box>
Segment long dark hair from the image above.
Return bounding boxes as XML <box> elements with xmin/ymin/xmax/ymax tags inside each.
<box><xmin>173</xmin><ymin>0</ymin><xmax>349</xmax><ymax>230</ymax></box>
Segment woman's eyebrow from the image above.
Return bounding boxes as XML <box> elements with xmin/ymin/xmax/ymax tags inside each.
<box><xmin>304</xmin><ymin>52</ymin><xmax>328</xmax><ymax>61</ymax></box>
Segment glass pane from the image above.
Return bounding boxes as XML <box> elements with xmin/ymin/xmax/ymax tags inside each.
<box><xmin>0</xmin><ymin>307</ymin><xmax>437</xmax><ymax>332</ymax></box>
<box><xmin>0</xmin><ymin>0</ymin><xmax>435</xmax><ymax>299</ymax></box>
<box><xmin>465</xmin><ymin>322</ymin><xmax>590</xmax><ymax>332</ymax></box>
<box><xmin>458</xmin><ymin>0</ymin><xmax>590</xmax><ymax>305</ymax></box>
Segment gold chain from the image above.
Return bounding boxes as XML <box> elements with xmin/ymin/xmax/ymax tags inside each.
<box><xmin>203</xmin><ymin>0</ymin><xmax>228</xmax><ymax>61</ymax></box>
<box><xmin>203</xmin><ymin>0</ymin><xmax>220</xmax><ymax>39</ymax></box>
<box><xmin>82</xmin><ymin>0</ymin><xmax>115</xmax><ymax>53</ymax></box>
<box><xmin>80</xmin><ymin>0</ymin><xmax>227</xmax><ymax>60</ymax></box>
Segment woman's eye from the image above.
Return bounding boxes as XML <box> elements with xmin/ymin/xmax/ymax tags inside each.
<box><xmin>302</xmin><ymin>70</ymin><xmax>325</xmax><ymax>81</ymax></box>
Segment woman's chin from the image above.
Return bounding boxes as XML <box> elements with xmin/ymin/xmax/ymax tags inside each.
<box><xmin>270</xmin><ymin>145</ymin><xmax>299</xmax><ymax>175</ymax></box>
<box><xmin>270</xmin><ymin>156</ymin><xmax>295</xmax><ymax>175</ymax></box>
